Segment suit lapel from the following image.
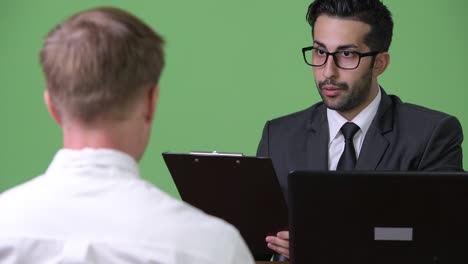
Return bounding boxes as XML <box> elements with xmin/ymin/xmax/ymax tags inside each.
<box><xmin>305</xmin><ymin>104</ymin><xmax>329</xmax><ymax>170</ymax></box>
<box><xmin>355</xmin><ymin>89</ymin><xmax>393</xmax><ymax>170</ymax></box>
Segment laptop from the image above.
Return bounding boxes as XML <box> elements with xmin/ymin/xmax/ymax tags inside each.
<box><xmin>288</xmin><ymin>171</ymin><xmax>468</xmax><ymax>264</ymax></box>
<box><xmin>162</xmin><ymin>152</ymin><xmax>288</xmax><ymax>256</ymax></box>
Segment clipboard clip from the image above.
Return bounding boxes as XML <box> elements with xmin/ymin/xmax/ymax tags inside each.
<box><xmin>190</xmin><ymin>151</ymin><xmax>244</xmax><ymax>157</ymax></box>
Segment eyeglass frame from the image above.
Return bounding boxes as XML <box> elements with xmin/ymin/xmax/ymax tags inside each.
<box><xmin>302</xmin><ymin>46</ymin><xmax>380</xmax><ymax>70</ymax></box>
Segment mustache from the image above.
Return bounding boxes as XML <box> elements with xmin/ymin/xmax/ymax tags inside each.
<box><xmin>318</xmin><ymin>80</ymin><xmax>348</xmax><ymax>90</ymax></box>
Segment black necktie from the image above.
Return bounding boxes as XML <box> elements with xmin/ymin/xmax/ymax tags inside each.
<box><xmin>336</xmin><ymin>122</ymin><xmax>360</xmax><ymax>170</ymax></box>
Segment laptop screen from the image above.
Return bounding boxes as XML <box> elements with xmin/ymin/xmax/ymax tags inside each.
<box><xmin>288</xmin><ymin>171</ymin><xmax>468</xmax><ymax>264</ymax></box>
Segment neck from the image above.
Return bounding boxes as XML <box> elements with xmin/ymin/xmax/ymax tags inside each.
<box><xmin>61</xmin><ymin>120</ymin><xmax>145</xmax><ymax>161</ymax></box>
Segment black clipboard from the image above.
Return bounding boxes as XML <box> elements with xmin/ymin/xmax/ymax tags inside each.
<box><xmin>162</xmin><ymin>152</ymin><xmax>288</xmax><ymax>256</ymax></box>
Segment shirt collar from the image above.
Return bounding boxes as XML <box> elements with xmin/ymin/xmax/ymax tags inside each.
<box><xmin>327</xmin><ymin>87</ymin><xmax>382</xmax><ymax>143</ymax></box>
<box><xmin>45</xmin><ymin>148</ymin><xmax>140</xmax><ymax>177</ymax></box>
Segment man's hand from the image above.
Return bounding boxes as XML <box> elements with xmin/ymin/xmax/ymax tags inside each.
<box><xmin>265</xmin><ymin>231</ymin><xmax>289</xmax><ymax>259</ymax></box>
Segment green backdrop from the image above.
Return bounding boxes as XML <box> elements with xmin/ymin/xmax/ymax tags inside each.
<box><xmin>1</xmin><ymin>1</ymin><xmax>467</xmax><ymax>197</ymax></box>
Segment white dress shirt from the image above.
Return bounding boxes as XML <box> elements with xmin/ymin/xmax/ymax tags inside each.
<box><xmin>0</xmin><ymin>148</ymin><xmax>254</xmax><ymax>264</ymax></box>
<box><xmin>327</xmin><ymin>88</ymin><xmax>382</xmax><ymax>170</ymax></box>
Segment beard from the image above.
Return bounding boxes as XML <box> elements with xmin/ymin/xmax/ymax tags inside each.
<box><xmin>317</xmin><ymin>69</ymin><xmax>373</xmax><ymax>112</ymax></box>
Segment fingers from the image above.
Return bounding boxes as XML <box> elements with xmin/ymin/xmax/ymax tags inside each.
<box><xmin>277</xmin><ymin>231</ymin><xmax>289</xmax><ymax>240</ymax></box>
<box><xmin>266</xmin><ymin>235</ymin><xmax>289</xmax><ymax>248</ymax></box>
<box><xmin>267</xmin><ymin>242</ymin><xmax>289</xmax><ymax>258</ymax></box>
<box><xmin>265</xmin><ymin>231</ymin><xmax>290</xmax><ymax>259</ymax></box>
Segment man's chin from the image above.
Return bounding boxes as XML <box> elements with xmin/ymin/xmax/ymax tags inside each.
<box><xmin>321</xmin><ymin>96</ymin><xmax>345</xmax><ymax>111</ymax></box>
<box><xmin>324</xmin><ymin>101</ymin><xmax>356</xmax><ymax>113</ymax></box>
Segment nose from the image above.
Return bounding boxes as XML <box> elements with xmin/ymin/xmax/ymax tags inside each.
<box><xmin>322</xmin><ymin>54</ymin><xmax>339</xmax><ymax>79</ymax></box>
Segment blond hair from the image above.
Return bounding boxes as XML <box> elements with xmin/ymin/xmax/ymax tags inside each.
<box><xmin>40</xmin><ymin>7</ymin><xmax>164</xmax><ymax>123</ymax></box>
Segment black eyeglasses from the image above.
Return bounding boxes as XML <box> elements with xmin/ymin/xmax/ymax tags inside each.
<box><xmin>302</xmin><ymin>46</ymin><xmax>380</xmax><ymax>70</ymax></box>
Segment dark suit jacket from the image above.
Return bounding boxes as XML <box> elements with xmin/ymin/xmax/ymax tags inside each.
<box><xmin>257</xmin><ymin>89</ymin><xmax>464</xmax><ymax>200</ymax></box>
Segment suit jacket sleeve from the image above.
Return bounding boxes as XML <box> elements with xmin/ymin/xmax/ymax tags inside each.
<box><xmin>418</xmin><ymin>115</ymin><xmax>464</xmax><ymax>171</ymax></box>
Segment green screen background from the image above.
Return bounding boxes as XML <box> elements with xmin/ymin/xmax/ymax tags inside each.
<box><xmin>1</xmin><ymin>1</ymin><xmax>467</xmax><ymax>196</ymax></box>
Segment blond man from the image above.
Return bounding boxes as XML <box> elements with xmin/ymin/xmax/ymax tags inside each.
<box><xmin>0</xmin><ymin>7</ymin><xmax>254</xmax><ymax>264</ymax></box>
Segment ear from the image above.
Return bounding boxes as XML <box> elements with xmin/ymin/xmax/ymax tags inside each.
<box><xmin>144</xmin><ymin>85</ymin><xmax>159</xmax><ymax>123</ymax></box>
<box><xmin>44</xmin><ymin>89</ymin><xmax>62</xmax><ymax>125</ymax></box>
<box><xmin>373</xmin><ymin>52</ymin><xmax>390</xmax><ymax>77</ymax></box>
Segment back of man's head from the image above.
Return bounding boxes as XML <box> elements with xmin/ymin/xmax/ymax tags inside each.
<box><xmin>306</xmin><ymin>0</ymin><xmax>393</xmax><ymax>52</ymax></box>
<box><xmin>40</xmin><ymin>7</ymin><xmax>165</xmax><ymax>124</ymax></box>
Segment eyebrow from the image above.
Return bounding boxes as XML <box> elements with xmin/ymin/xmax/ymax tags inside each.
<box><xmin>313</xmin><ymin>40</ymin><xmax>359</xmax><ymax>50</ymax></box>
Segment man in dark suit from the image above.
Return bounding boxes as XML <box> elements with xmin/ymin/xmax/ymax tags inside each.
<box><xmin>259</xmin><ymin>0</ymin><xmax>464</xmax><ymax>259</ymax></box>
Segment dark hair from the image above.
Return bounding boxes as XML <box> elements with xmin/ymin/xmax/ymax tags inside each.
<box><xmin>41</xmin><ymin>7</ymin><xmax>165</xmax><ymax>123</ymax></box>
<box><xmin>306</xmin><ymin>0</ymin><xmax>393</xmax><ymax>51</ymax></box>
